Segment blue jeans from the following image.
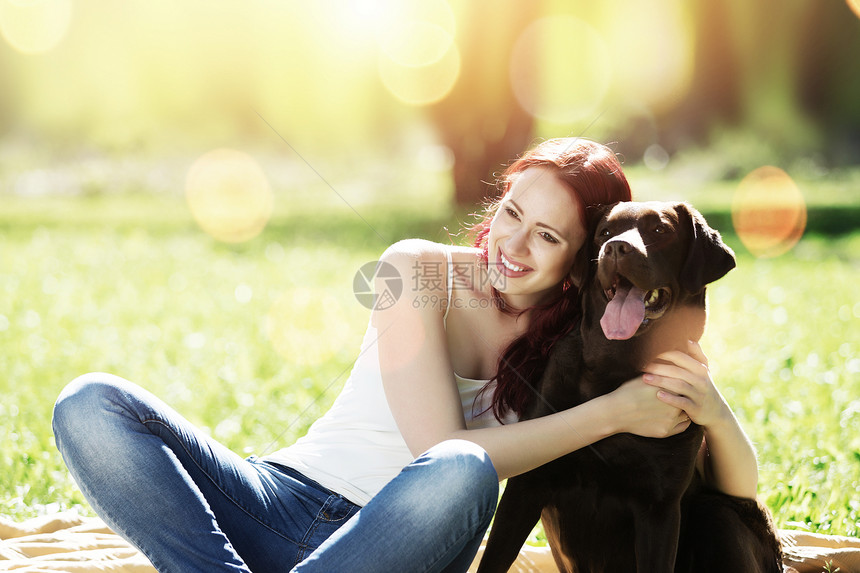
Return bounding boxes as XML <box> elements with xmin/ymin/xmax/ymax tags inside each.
<box><xmin>52</xmin><ymin>373</ymin><xmax>499</xmax><ymax>573</ymax></box>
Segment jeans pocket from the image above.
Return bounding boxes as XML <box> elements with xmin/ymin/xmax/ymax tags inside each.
<box><xmin>317</xmin><ymin>493</ymin><xmax>360</xmax><ymax>524</ymax></box>
<box><xmin>296</xmin><ymin>495</ymin><xmax>360</xmax><ymax>563</ymax></box>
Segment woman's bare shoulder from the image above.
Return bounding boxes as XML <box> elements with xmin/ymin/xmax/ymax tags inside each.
<box><xmin>379</xmin><ymin>240</ymin><xmax>481</xmax><ymax>277</ymax></box>
<box><xmin>381</xmin><ymin>239</ymin><xmax>478</xmax><ymax>260</ymax></box>
<box><xmin>378</xmin><ymin>240</ymin><xmax>483</xmax><ymax>300</ymax></box>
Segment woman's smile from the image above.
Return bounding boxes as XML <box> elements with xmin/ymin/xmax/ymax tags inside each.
<box><xmin>497</xmin><ymin>249</ymin><xmax>532</xmax><ymax>276</ymax></box>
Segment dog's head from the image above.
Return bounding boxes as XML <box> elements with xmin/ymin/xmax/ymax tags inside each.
<box><xmin>584</xmin><ymin>201</ymin><xmax>735</xmax><ymax>343</ymax></box>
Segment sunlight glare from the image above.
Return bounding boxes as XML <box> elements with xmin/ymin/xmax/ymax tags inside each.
<box><xmin>349</xmin><ymin>0</ymin><xmax>391</xmax><ymax>23</ymax></box>
<box><xmin>375</xmin><ymin>0</ymin><xmax>459</xmax><ymax>106</ymax></box>
<box><xmin>606</xmin><ymin>0</ymin><xmax>694</xmax><ymax>113</ymax></box>
<box><xmin>0</xmin><ymin>0</ymin><xmax>71</xmax><ymax>54</ymax></box>
<box><xmin>378</xmin><ymin>41</ymin><xmax>460</xmax><ymax>106</ymax></box>
<box><xmin>376</xmin><ymin>0</ymin><xmax>455</xmax><ymax>66</ymax></box>
<box><xmin>509</xmin><ymin>16</ymin><xmax>612</xmax><ymax>123</ymax></box>
<box><xmin>185</xmin><ymin>149</ymin><xmax>273</xmax><ymax>243</ymax></box>
<box><xmin>732</xmin><ymin>166</ymin><xmax>807</xmax><ymax>258</ymax></box>
<box><xmin>380</xmin><ymin>19</ymin><xmax>453</xmax><ymax>67</ymax></box>
<box><xmin>848</xmin><ymin>0</ymin><xmax>860</xmax><ymax>18</ymax></box>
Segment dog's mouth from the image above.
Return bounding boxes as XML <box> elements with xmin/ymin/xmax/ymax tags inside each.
<box><xmin>601</xmin><ymin>276</ymin><xmax>672</xmax><ymax>340</ymax></box>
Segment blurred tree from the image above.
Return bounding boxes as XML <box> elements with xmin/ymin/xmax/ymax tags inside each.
<box><xmin>660</xmin><ymin>0</ymin><xmax>742</xmax><ymax>150</ymax></box>
<box><xmin>429</xmin><ymin>2</ymin><xmax>537</xmax><ymax>206</ymax></box>
<box><xmin>659</xmin><ymin>0</ymin><xmax>860</xmax><ymax>167</ymax></box>
<box><xmin>796</xmin><ymin>0</ymin><xmax>860</xmax><ymax>165</ymax></box>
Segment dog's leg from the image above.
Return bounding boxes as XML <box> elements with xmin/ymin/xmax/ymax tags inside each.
<box><xmin>477</xmin><ymin>479</ymin><xmax>543</xmax><ymax>573</ymax></box>
<box><xmin>633</xmin><ymin>502</ymin><xmax>681</xmax><ymax>573</ymax></box>
<box><xmin>677</xmin><ymin>492</ymin><xmax>783</xmax><ymax>573</ymax></box>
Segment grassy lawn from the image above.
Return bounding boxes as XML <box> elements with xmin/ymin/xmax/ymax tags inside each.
<box><xmin>1</xmin><ymin>184</ymin><xmax>858</xmax><ymax>538</ymax></box>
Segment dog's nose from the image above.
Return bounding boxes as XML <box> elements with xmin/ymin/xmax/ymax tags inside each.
<box><xmin>603</xmin><ymin>239</ymin><xmax>634</xmax><ymax>258</ymax></box>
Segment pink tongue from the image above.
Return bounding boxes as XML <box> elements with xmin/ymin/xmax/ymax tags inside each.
<box><xmin>601</xmin><ymin>285</ymin><xmax>646</xmax><ymax>340</ymax></box>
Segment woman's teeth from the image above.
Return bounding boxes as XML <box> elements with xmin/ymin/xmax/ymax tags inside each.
<box><xmin>501</xmin><ymin>252</ymin><xmax>526</xmax><ymax>272</ymax></box>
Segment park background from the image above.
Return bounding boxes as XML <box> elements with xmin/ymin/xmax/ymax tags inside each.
<box><xmin>1</xmin><ymin>0</ymin><xmax>859</xmax><ymax>542</ymax></box>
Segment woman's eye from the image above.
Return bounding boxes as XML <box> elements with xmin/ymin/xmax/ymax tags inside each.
<box><xmin>540</xmin><ymin>232</ymin><xmax>559</xmax><ymax>244</ymax></box>
<box><xmin>505</xmin><ymin>207</ymin><xmax>520</xmax><ymax>220</ymax></box>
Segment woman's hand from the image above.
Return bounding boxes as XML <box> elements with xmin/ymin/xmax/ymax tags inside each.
<box><xmin>605</xmin><ymin>376</ymin><xmax>692</xmax><ymax>438</ymax></box>
<box><xmin>640</xmin><ymin>340</ymin><xmax>759</xmax><ymax>499</ymax></box>
<box><xmin>641</xmin><ymin>340</ymin><xmax>731</xmax><ymax>428</ymax></box>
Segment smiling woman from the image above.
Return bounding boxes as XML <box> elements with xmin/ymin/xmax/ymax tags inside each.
<box><xmin>468</xmin><ymin>138</ymin><xmax>631</xmax><ymax>421</ymax></box>
<box><xmin>51</xmin><ymin>137</ymin><xmax>679</xmax><ymax>573</ymax></box>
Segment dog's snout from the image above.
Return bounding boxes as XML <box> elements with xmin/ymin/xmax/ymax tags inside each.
<box><xmin>603</xmin><ymin>239</ymin><xmax>634</xmax><ymax>258</ymax></box>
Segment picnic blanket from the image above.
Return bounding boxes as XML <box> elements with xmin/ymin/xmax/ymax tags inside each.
<box><xmin>0</xmin><ymin>513</ymin><xmax>153</xmax><ymax>572</ymax></box>
<box><xmin>3</xmin><ymin>512</ymin><xmax>859</xmax><ymax>572</ymax></box>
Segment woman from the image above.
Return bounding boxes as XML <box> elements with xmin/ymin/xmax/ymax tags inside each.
<box><xmin>52</xmin><ymin>138</ymin><xmax>757</xmax><ymax>573</ymax></box>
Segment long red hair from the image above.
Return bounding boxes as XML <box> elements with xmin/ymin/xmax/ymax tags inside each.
<box><xmin>470</xmin><ymin>138</ymin><xmax>632</xmax><ymax>421</ymax></box>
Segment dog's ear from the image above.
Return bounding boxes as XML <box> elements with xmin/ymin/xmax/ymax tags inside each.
<box><xmin>676</xmin><ymin>202</ymin><xmax>736</xmax><ymax>293</ymax></box>
<box><xmin>569</xmin><ymin>203</ymin><xmax>615</xmax><ymax>288</ymax></box>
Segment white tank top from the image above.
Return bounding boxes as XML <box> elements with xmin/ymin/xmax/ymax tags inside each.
<box><xmin>264</xmin><ymin>250</ymin><xmax>516</xmax><ymax>506</ymax></box>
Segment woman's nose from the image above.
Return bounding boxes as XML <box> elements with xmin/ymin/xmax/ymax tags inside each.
<box><xmin>506</xmin><ymin>228</ymin><xmax>529</xmax><ymax>256</ymax></box>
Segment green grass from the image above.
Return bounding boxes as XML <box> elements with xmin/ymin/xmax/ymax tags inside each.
<box><xmin>1</xmin><ymin>189</ymin><xmax>859</xmax><ymax>540</ymax></box>
<box><xmin>707</xmin><ymin>233</ymin><xmax>860</xmax><ymax>535</ymax></box>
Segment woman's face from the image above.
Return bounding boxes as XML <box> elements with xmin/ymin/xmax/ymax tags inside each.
<box><xmin>486</xmin><ymin>165</ymin><xmax>587</xmax><ymax>307</ymax></box>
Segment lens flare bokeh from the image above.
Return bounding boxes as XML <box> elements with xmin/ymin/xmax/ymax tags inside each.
<box><xmin>375</xmin><ymin>0</ymin><xmax>459</xmax><ymax>106</ymax></box>
<box><xmin>377</xmin><ymin>0</ymin><xmax>455</xmax><ymax>68</ymax></box>
<box><xmin>0</xmin><ymin>0</ymin><xmax>71</xmax><ymax>54</ymax></box>
<box><xmin>185</xmin><ymin>149</ymin><xmax>273</xmax><ymax>243</ymax></box>
<box><xmin>509</xmin><ymin>15</ymin><xmax>612</xmax><ymax>124</ymax></box>
<box><xmin>605</xmin><ymin>0</ymin><xmax>693</xmax><ymax>113</ymax></box>
<box><xmin>378</xmin><ymin>44</ymin><xmax>460</xmax><ymax>106</ymax></box>
<box><xmin>732</xmin><ymin>166</ymin><xmax>808</xmax><ymax>258</ymax></box>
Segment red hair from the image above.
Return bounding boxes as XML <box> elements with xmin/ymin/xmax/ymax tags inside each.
<box><xmin>469</xmin><ymin>138</ymin><xmax>632</xmax><ymax>421</ymax></box>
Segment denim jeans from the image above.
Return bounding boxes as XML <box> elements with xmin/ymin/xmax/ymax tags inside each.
<box><xmin>52</xmin><ymin>373</ymin><xmax>499</xmax><ymax>573</ymax></box>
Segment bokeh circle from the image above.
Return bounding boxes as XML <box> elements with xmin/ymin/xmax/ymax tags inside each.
<box><xmin>185</xmin><ymin>149</ymin><xmax>273</xmax><ymax>243</ymax></box>
<box><xmin>732</xmin><ymin>166</ymin><xmax>807</xmax><ymax>258</ymax></box>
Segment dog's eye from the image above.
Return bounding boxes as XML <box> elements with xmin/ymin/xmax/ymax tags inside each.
<box><xmin>598</xmin><ymin>228</ymin><xmax>610</xmax><ymax>237</ymax></box>
<box><xmin>654</xmin><ymin>224</ymin><xmax>670</xmax><ymax>234</ymax></box>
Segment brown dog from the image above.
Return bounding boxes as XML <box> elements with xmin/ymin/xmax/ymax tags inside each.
<box><xmin>478</xmin><ymin>202</ymin><xmax>782</xmax><ymax>573</ymax></box>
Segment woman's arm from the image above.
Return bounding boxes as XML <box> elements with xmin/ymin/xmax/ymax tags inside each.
<box><xmin>642</xmin><ymin>341</ymin><xmax>759</xmax><ymax>499</ymax></box>
<box><xmin>373</xmin><ymin>240</ymin><xmax>690</xmax><ymax>481</ymax></box>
